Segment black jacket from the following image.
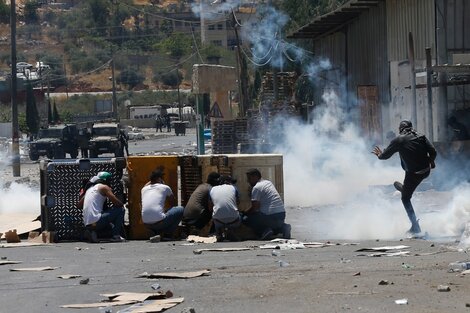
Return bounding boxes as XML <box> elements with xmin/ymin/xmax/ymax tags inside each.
<box><xmin>379</xmin><ymin>131</ymin><xmax>437</xmax><ymax>173</ymax></box>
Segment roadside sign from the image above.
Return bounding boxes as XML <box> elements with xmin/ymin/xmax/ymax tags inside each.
<box><xmin>209</xmin><ymin>102</ymin><xmax>223</xmax><ymax>118</ymax></box>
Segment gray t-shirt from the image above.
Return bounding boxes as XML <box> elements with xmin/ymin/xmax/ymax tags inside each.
<box><xmin>209</xmin><ymin>184</ymin><xmax>239</xmax><ymax>223</ymax></box>
<box><xmin>251</xmin><ymin>179</ymin><xmax>284</xmax><ymax>215</ymax></box>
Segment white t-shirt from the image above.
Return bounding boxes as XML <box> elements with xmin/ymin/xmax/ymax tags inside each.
<box><xmin>83</xmin><ymin>184</ymin><xmax>107</xmax><ymax>226</ymax></box>
<box><xmin>209</xmin><ymin>184</ymin><xmax>240</xmax><ymax>223</ymax></box>
<box><xmin>251</xmin><ymin>179</ymin><xmax>285</xmax><ymax>215</ymax></box>
<box><xmin>141</xmin><ymin>183</ymin><xmax>173</xmax><ymax>224</ymax></box>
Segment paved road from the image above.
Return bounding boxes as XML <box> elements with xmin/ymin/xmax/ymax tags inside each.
<box><xmin>1</xmin><ymin>127</ymin><xmax>468</xmax><ymax>312</ymax></box>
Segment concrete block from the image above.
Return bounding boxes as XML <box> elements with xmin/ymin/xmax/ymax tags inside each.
<box><xmin>192</xmin><ymin>64</ymin><xmax>237</xmax><ymax>93</ymax></box>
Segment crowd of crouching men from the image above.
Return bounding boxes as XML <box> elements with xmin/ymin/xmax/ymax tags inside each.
<box><xmin>79</xmin><ymin>168</ymin><xmax>291</xmax><ymax>243</ymax></box>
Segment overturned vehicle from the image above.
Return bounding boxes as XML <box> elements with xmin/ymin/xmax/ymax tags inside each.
<box><xmin>29</xmin><ymin>124</ymin><xmax>79</xmax><ymax>161</ymax></box>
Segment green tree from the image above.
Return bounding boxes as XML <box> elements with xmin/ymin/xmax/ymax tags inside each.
<box><xmin>25</xmin><ymin>84</ymin><xmax>40</xmax><ymax>135</ymax></box>
<box><xmin>24</xmin><ymin>0</ymin><xmax>40</xmax><ymax>24</ymax></box>
<box><xmin>157</xmin><ymin>33</ymin><xmax>192</xmax><ymax>60</ymax></box>
<box><xmin>158</xmin><ymin>70</ymin><xmax>182</xmax><ymax>87</ymax></box>
<box><xmin>117</xmin><ymin>68</ymin><xmax>145</xmax><ymax>89</ymax></box>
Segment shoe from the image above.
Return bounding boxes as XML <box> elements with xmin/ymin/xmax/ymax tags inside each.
<box><xmin>282</xmin><ymin>224</ymin><xmax>292</xmax><ymax>239</ymax></box>
<box><xmin>110</xmin><ymin>235</ymin><xmax>125</xmax><ymax>242</ymax></box>
<box><xmin>85</xmin><ymin>229</ymin><xmax>99</xmax><ymax>243</ymax></box>
<box><xmin>149</xmin><ymin>235</ymin><xmax>161</xmax><ymax>243</ymax></box>
<box><xmin>406</xmin><ymin>221</ymin><xmax>422</xmax><ymax>235</ymax></box>
<box><xmin>260</xmin><ymin>229</ymin><xmax>274</xmax><ymax>241</ymax></box>
<box><xmin>393</xmin><ymin>181</ymin><xmax>403</xmax><ymax>192</ymax></box>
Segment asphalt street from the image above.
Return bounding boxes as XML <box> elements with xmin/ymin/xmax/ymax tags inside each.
<box><xmin>1</xmin><ymin>127</ymin><xmax>469</xmax><ymax>313</ymax></box>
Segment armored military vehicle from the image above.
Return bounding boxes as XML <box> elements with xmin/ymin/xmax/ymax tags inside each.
<box><xmin>28</xmin><ymin>124</ymin><xmax>79</xmax><ymax>161</ymax></box>
<box><xmin>89</xmin><ymin>122</ymin><xmax>125</xmax><ymax>158</ymax></box>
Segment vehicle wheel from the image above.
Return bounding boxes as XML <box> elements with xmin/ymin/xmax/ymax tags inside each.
<box><xmin>89</xmin><ymin>149</ymin><xmax>97</xmax><ymax>158</ymax></box>
<box><xmin>29</xmin><ymin>153</ymin><xmax>39</xmax><ymax>161</ymax></box>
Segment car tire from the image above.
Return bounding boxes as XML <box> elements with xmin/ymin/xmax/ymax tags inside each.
<box><xmin>29</xmin><ymin>153</ymin><xmax>39</xmax><ymax>161</ymax></box>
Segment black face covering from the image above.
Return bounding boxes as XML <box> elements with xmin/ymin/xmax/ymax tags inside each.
<box><xmin>399</xmin><ymin>120</ymin><xmax>413</xmax><ymax>133</ymax></box>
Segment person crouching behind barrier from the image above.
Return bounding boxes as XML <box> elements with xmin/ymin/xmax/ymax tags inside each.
<box><xmin>141</xmin><ymin>169</ymin><xmax>184</xmax><ymax>241</ymax></box>
<box><xmin>78</xmin><ymin>171</ymin><xmax>126</xmax><ymax>243</ymax></box>
<box><xmin>243</xmin><ymin>168</ymin><xmax>291</xmax><ymax>240</ymax></box>
<box><xmin>209</xmin><ymin>175</ymin><xmax>241</xmax><ymax>241</ymax></box>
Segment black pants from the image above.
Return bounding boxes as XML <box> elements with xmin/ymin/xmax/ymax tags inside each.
<box><xmin>401</xmin><ymin>170</ymin><xmax>430</xmax><ymax>229</ymax></box>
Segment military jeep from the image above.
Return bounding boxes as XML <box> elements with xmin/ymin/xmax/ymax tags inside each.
<box><xmin>89</xmin><ymin>123</ymin><xmax>124</xmax><ymax>158</ymax></box>
<box><xmin>29</xmin><ymin>124</ymin><xmax>79</xmax><ymax>161</ymax></box>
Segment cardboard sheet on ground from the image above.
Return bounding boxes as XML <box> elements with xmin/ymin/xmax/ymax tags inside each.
<box><xmin>186</xmin><ymin>235</ymin><xmax>217</xmax><ymax>244</ymax></box>
<box><xmin>0</xmin><ymin>260</ymin><xmax>21</xmax><ymax>265</ymax></box>
<box><xmin>260</xmin><ymin>239</ymin><xmax>337</xmax><ymax>250</ymax></box>
<box><xmin>358</xmin><ymin>251</ymin><xmax>411</xmax><ymax>257</ymax></box>
<box><xmin>0</xmin><ymin>242</ymin><xmax>50</xmax><ymax>248</ymax></box>
<box><xmin>137</xmin><ymin>269</ymin><xmax>210</xmax><ymax>279</ymax></box>
<box><xmin>61</xmin><ymin>291</ymin><xmax>168</xmax><ymax>308</ymax></box>
<box><xmin>355</xmin><ymin>245</ymin><xmax>410</xmax><ymax>252</ymax></box>
<box><xmin>10</xmin><ymin>266</ymin><xmax>59</xmax><ymax>272</ymax></box>
<box><xmin>121</xmin><ymin>297</ymin><xmax>184</xmax><ymax>313</ymax></box>
<box><xmin>0</xmin><ymin>213</ymin><xmax>41</xmax><ymax>239</ymax></box>
<box><xmin>193</xmin><ymin>247</ymin><xmax>252</xmax><ymax>254</ymax></box>
<box><xmin>58</xmin><ymin>274</ymin><xmax>81</xmax><ymax>279</ymax></box>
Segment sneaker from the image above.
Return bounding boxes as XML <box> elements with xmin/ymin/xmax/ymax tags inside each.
<box><xmin>260</xmin><ymin>229</ymin><xmax>274</xmax><ymax>241</ymax></box>
<box><xmin>406</xmin><ymin>221</ymin><xmax>422</xmax><ymax>235</ymax></box>
<box><xmin>110</xmin><ymin>235</ymin><xmax>125</xmax><ymax>242</ymax></box>
<box><xmin>149</xmin><ymin>235</ymin><xmax>161</xmax><ymax>243</ymax></box>
<box><xmin>282</xmin><ymin>224</ymin><xmax>292</xmax><ymax>239</ymax></box>
<box><xmin>393</xmin><ymin>181</ymin><xmax>403</xmax><ymax>192</ymax></box>
<box><xmin>85</xmin><ymin>229</ymin><xmax>99</xmax><ymax>243</ymax></box>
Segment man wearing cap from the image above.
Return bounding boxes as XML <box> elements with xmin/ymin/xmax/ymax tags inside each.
<box><xmin>209</xmin><ymin>175</ymin><xmax>241</xmax><ymax>241</ymax></box>
<box><xmin>182</xmin><ymin>172</ymin><xmax>220</xmax><ymax>232</ymax></box>
<box><xmin>141</xmin><ymin>169</ymin><xmax>184</xmax><ymax>240</ymax></box>
<box><xmin>78</xmin><ymin>171</ymin><xmax>126</xmax><ymax>243</ymax></box>
<box><xmin>244</xmin><ymin>168</ymin><xmax>291</xmax><ymax>240</ymax></box>
<box><xmin>373</xmin><ymin>120</ymin><xmax>437</xmax><ymax>235</ymax></box>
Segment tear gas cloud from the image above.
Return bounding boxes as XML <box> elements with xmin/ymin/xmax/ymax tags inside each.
<box><xmin>0</xmin><ymin>151</ymin><xmax>40</xmax><ymax>214</ymax></box>
<box><xmin>268</xmin><ymin>89</ymin><xmax>470</xmax><ymax>241</ymax></box>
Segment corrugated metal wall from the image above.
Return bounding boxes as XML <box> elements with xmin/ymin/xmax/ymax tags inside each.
<box><xmin>347</xmin><ymin>1</ymin><xmax>389</xmax><ymax>105</ymax></box>
<box><xmin>312</xmin><ymin>32</ymin><xmax>347</xmax><ymax>107</ymax></box>
<box><xmin>386</xmin><ymin>0</ymin><xmax>435</xmax><ymax>61</ymax></box>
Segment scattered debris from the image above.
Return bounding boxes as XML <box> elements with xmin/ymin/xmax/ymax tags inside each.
<box><xmin>271</xmin><ymin>250</ymin><xmax>281</xmax><ymax>257</ymax></box>
<box><xmin>358</xmin><ymin>251</ymin><xmax>410</xmax><ymax>257</ymax></box>
<box><xmin>340</xmin><ymin>258</ymin><xmax>351</xmax><ymax>263</ymax></box>
<box><xmin>437</xmin><ymin>285</ymin><xmax>451</xmax><ymax>292</ymax></box>
<box><xmin>401</xmin><ymin>263</ymin><xmax>414</xmax><ymax>269</ymax></box>
<box><xmin>79</xmin><ymin>278</ymin><xmax>90</xmax><ymax>285</ymax></box>
<box><xmin>0</xmin><ymin>260</ymin><xmax>21</xmax><ymax>265</ymax></box>
<box><xmin>28</xmin><ymin>231</ymin><xmax>55</xmax><ymax>244</ymax></box>
<box><xmin>193</xmin><ymin>247</ymin><xmax>252</xmax><ymax>254</ymax></box>
<box><xmin>61</xmin><ymin>291</ymin><xmax>171</xmax><ymax>309</ymax></box>
<box><xmin>10</xmin><ymin>266</ymin><xmax>59</xmax><ymax>272</ymax></box>
<box><xmin>353</xmin><ymin>272</ymin><xmax>361</xmax><ymax>276</ymax></box>
<box><xmin>151</xmin><ymin>283</ymin><xmax>161</xmax><ymax>290</ymax></box>
<box><xmin>0</xmin><ymin>213</ymin><xmax>41</xmax><ymax>240</ymax></box>
<box><xmin>395</xmin><ymin>298</ymin><xmax>408</xmax><ymax>305</ymax></box>
<box><xmin>58</xmin><ymin>274</ymin><xmax>81</xmax><ymax>279</ymax></box>
<box><xmin>378</xmin><ymin>280</ymin><xmax>389</xmax><ymax>285</ymax></box>
<box><xmin>278</xmin><ymin>260</ymin><xmax>290</xmax><ymax>267</ymax></box>
<box><xmin>355</xmin><ymin>245</ymin><xmax>410</xmax><ymax>252</ymax></box>
<box><xmin>4</xmin><ymin>230</ymin><xmax>20</xmax><ymax>243</ymax></box>
<box><xmin>119</xmin><ymin>297</ymin><xmax>184</xmax><ymax>313</ymax></box>
<box><xmin>186</xmin><ymin>235</ymin><xmax>217</xmax><ymax>244</ymax></box>
<box><xmin>181</xmin><ymin>307</ymin><xmax>196</xmax><ymax>313</ymax></box>
<box><xmin>0</xmin><ymin>242</ymin><xmax>50</xmax><ymax>248</ymax></box>
<box><xmin>137</xmin><ymin>269</ymin><xmax>210</xmax><ymax>279</ymax></box>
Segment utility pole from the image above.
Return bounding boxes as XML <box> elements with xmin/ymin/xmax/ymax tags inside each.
<box><xmin>111</xmin><ymin>57</ymin><xmax>118</xmax><ymax>121</ymax></box>
<box><xmin>11</xmin><ymin>0</ymin><xmax>20</xmax><ymax>177</ymax></box>
<box><xmin>408</xmin><ymin>32</ymin><xmax>417</xmax><ymax>129</ymax></box>
<box><xmin>232</xmin><ymin>10</ymin><xmax>248</xmax><ymax>117</ymax></box>
<box><xmin>426</xmin><ymin>48</ymin><xmax>434</xmax><ymax>141</ymax></box>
